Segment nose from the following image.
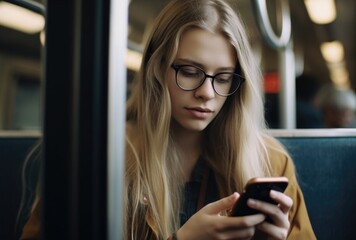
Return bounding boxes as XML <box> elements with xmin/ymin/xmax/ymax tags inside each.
<box><xmin>194</xmin><ymin>76</ymin><xmax>215</xmax><ymax>100</ymax></box>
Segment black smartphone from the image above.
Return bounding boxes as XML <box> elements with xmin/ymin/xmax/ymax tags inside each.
<box><xmin>229</xmin><ymin>177</ymin><xmax>289</xmax><ymax>217</ymax></box>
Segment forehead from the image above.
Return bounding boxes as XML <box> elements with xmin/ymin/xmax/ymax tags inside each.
<box><xmin>175</xmin><ymin>28</ymin><xmax>237</xmax><ymax>69</ymax></box>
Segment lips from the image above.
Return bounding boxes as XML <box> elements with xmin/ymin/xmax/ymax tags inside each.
<box><xmin>185</xmin><ymin>107</ymin><xmax>213</xmax><ymax>119</ymax></box>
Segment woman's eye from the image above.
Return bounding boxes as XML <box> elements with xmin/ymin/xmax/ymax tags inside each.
<box><xmin>181</xmin><ymin>67</ymin><xmax>201</xmax><ymax>78</ymax></box>
<box><xmin>215</xmin><ymin>75</ymin><xmax>232</xmax><ymax>84</ymax></box>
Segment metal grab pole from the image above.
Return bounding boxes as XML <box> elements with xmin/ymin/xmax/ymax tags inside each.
<box><xmin>252</xmin><ymin>0</ymin><xmax>296</xmax><ymax>129</ymax></box>
<box><xmin>279</xmin><ymin>42</ymin><xmax>296</xmax><ymax>129</ymax></box>
<box><xmin>108</xmin><ymin>0</ymin><xmax>128</xmax><ymax>239</ymax></box>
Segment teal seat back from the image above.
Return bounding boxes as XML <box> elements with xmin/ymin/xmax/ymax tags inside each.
<box><xmin>274</xmin><ymin>129</ymin><xmax>356</xmax><ymax>240</ymax></box>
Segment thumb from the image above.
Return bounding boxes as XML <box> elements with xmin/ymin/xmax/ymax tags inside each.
<box><xmin>203</xmin><ymin>192</ymin><xmax>240</xmax><ymax>215</ymax></box>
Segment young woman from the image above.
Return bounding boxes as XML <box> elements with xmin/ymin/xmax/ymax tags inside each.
<box><xmin>20</xmin><ymin>0</ymin><xmax>315</xmax><ymax>239</ymax></box>
<box><xmin>124</xmin><ymin>0</ymin><xmax>315</xmax><ymax>239</ymax></box>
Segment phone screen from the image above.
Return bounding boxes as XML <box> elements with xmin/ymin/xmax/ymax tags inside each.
<box><xmin>229</xmin><ymin>177</ymin><xmax>288</xmax><ymax>217</ymax></box>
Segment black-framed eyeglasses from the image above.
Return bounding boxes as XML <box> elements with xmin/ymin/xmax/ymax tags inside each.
<box><xmin>171</xmin><ymin>64</ymin><xmax>245</xmax><ymax>97</ymax></box>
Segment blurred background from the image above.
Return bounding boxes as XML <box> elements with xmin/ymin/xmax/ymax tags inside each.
<box><xmin>0</xmin><ymin>0</ymin><xmax>355</xmax><ymax>130</ymax></box>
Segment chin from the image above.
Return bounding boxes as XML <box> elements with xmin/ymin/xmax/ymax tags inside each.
<box><xmin>181</xmin><ymin>121</ymin><xmax>211</xmax><ymax>132</ymax></box>
<box><xmin>172</xmin><ymin>118</ymin><xmax>213</xmax><ymax>132</ymax></box>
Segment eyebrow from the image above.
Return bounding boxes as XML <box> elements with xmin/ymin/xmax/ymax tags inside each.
<box><xmin>174</xmin><ymin>58</ymin><xmax>236</xmax><ymax>72</ymax></box>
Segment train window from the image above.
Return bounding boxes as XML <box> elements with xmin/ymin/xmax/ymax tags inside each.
<box><xmin>1</xmin><ymin>0</ymin><xmax>354</xmax><ymax>131</ymax></box>
<box><xmin>0</xmin><ymin>1</ymin><xmax>44</xmax><ymax>131</ymax></box>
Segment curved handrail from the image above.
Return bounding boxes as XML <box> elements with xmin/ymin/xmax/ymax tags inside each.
<box><xmin>5</xmin><ymin>0</ymin><xmax>45</xmax><ymax>15</ymax></box>
<box><xmin>252</xmin><ymin>0</ymin><xmax>291</xmax><ymax>49</ymax></box>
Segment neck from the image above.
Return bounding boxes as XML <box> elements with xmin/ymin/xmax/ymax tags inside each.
<box><xmin>171</xmin><ymin>123</ymin><xmax>204</xmax><ymax>182</ymax></box>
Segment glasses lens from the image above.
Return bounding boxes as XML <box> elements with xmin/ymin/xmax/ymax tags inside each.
<box><xmin>176</xmin><ymin>66</ymin><xmax>205</xmax><ymax>90</ymax></box>
<box><xmin>213</xmin><ymin>73</ymin><xmax>242</xmax><ymax>96</ymax></box>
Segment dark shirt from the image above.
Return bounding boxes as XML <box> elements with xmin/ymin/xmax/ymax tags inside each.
<box><xmin>180</xmin><ymin>158</ymin><xmax>220</xmax><ymax>226</ymax></box>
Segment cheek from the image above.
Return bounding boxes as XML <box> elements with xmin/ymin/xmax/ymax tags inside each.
<box><xmin>213</xmin><ymin>97</ymin><xmax>230</xmax><ymax>120</ymax></box>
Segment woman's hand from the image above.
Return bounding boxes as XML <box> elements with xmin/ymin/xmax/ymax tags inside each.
<box><xmin>247</xmin><ymin>190</ymin><xmax>293</xmax><ymax>240</ymax></box>
<box><xmin>176</xmin><ymin>193</ymin><xmax>265</xmax><ymax>240</ymax></box>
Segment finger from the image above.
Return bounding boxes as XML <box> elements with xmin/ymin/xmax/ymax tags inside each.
<box><xmin>246</xmin><ymin>198</ymin><xmax>275</xmax><ymax>213</ymax></box>
<box><xmin>218</xmin><ymin>226</ymin><xmax>256</xmax><ymax>240</ymax></box>
<box><xmin>246</xmin><ymin>199</ymin><xmax>286</xmax><ymax>227</ymax></box>
<box><xmin>223</xmin><ymin>214</ymin><xmax>266</xmax><ymax>229</ymax></box>
<box><xmin>269</xmin><ymin>190</ymin><xmax>293</xmax><ymax>214</ymax></box>
<box><xmin>203</xmin><ymin>192</ymin><xmax>240</xmax><ymax>215</ymax></box>
<box><xmin>257</xmin><ymin>221</ymin><xmax>289</xmax><ymax>240</ymax></box>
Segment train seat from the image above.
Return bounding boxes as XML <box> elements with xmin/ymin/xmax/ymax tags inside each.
<box><xmin>271</xmin><ymin>129</ymin><xmax>356</xmax><ymax>240</ymax></box>
<box><xmin>1</xmin><ymin>129</ymin><xmax>356</xmax><ymax>240</ymax></box>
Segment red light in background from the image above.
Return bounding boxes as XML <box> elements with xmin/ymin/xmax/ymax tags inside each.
<box><xmin>264</xmin><ymin>72</ymin><xmax>279</xmax><ymax>94</ymax></box>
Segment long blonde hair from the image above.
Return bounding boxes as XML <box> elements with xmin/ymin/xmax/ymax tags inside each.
<box><xmin>125</xmin><ymin>0</ymin><xmax>275</xmax><ymax>238</ymax></box>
